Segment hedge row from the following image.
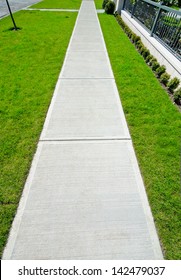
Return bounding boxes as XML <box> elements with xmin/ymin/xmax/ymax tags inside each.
<box><xmin>115</xmin><ymin>12</ymin><xmax>181</xmax><ymax>106</ymax></box>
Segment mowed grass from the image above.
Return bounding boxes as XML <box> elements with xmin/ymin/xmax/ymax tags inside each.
<box><xmin>94</xmin><ymin>0</ymin><xmax>103</xmax><ymax>9</ymax></box>
<box><xmin>98</xmin><ymin>14</ymin><xmax>181</xmax><ymax>259</ymax></box>
<box><xmin>31</xmin><ymin>0</ymin><xmax>82</xmax><ymax>9</ymax></box>
<box><xmin>0</xmin><ymin>10</ymin><xmax>77</xmax><ymax>258</ymax></box>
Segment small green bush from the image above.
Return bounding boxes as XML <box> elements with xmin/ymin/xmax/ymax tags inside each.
<box><xmin>124</xmin><ymin>25</ymin><xmax>132</xmax><ymax>37</ymax></box>
<box><xmin>152</xmin><ymin>61</ymin><xmax>160</xmax><ymax>71</ymax></box>
<box><xmin>102</xmin><ymin>0</ymin><xmax>109</xmax><ymax>9</ymax></box>
<box><xmin>115</xmin><ymin>14</ymin><xmax>140</xmax><ymax>48</ymax></box>
<box><xmin>105</xmin><ymin>1</ymin><xmax>116</xmax><ymax>14</ymax></box>
<box><xmin>149</xmin><ymin>57</ymin><xmax>157</xmax><ymax>66</ymax></box>
<box><xmin>140</xmin><ymin>46</ymin><xmax>146</xmax><ymax>55</ymax></box>
<box><xmin>173</xmin><ymin>88</ymin><xmax>181</xmax><ymax>105</ymax></box>
<box><xmin>127</xmin><ymin>30</ymin><xmax>132</xmax><ymax>38</ymax></box>
<box><xmin>168</xmin><ymin>77</ymin><xmax>180</xmax><ymax>93</ymax></box>
<box><xmin>136</xmin><ymin>41</ymin><xmax>144</xmax><ymax>51</ymax></box>
<box><xmin>142</xmin><ymin>48</ymin><xmax>150</xmax><ymax>59</ymax></box>
<box><xmin>131</xmin><ymin>33</ymin><xmax>136</xmax><ymax>42</ymax></box>
<box><xmin>116</xmin><ymin>15</ymin><xmax>125</xmax><ymax>28</ymax></box>
<box><xmin>131</xmin><ymin>33</ymin><xmax>140</xmax><ymax>44</ymax></box>
<box><xmin>124</xmin><ymin>26</ymin><xmax>129</xmax><ymax>33</ymax></box>
<box><xmin>160</xmin><ymin>72</ymin><xmax>170</xmax><ymax>86</ymax></box>
<box><xmin>134</xmin><ymin>35</ymin><xmax>141</xmax><ymax>44</ymax></box>
<box><xmin>145</xmin><ymin>54</ymin><xmax>153</xmax><ymax>63</ymax></box>
<box><xmin>114</xmin><ymin>11</ymin><xmax>119</xmax><ymax>17</ymax></box>
<box><xmin>135</xmin><ymin>39</ymin><xmax>142</xmax><ymax>48</ymax></box>
<box><xmin>156</xmin><ymin>65</ymin><xmax>166</xmax><ymax>78</ymax></box>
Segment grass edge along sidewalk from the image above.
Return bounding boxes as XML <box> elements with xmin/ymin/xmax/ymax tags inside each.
<box><xmin>98</xmin><ymin>13</ymin><xmax>181</xmax><ymax>260</ymax></box>
<box><xmin>31</xmin><ymin>0</ymin><xmax>82</xmax><ymax>9</ymax></box>
<box><xmin>0</xmin><ymin>9</ymin><xmax>77</xmax><ymax>258</ymax></box>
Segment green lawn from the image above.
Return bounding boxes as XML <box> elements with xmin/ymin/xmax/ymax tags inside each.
<box><xmin>31</xmin><ymin>0</ymin><xmax>82</xmax><ymax>9</ymax></box>
<box><xmin>171</xmin><ymin>5</ymin><xmax>179</xmax><ymax>10</ymax></box>
<box><xmin>98</xmin><ymin>13</ymin><xmax>181</xmax><ymax>259</ymax></box>
<box><xmin>0</xmin><ymin>10</ymin><xmax>77</xmax><ymax>258</ymax></box>
<box><xmin>94</xmin><ymin>0</ymin><xmax>103</xmax><ymax>9</ymax></box>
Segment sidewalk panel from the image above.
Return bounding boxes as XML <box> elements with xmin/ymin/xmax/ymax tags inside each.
<box><xmin>4</xmin><ymin>141</ymin><xmax>162</xmax><ymax>260</ymax></box>
<box><xmin>60</xmin><ymin>51</ymin><xmax>114</xmax><ymax>79</ymax></box>
<box><xmin>41</xmin><ymin>79</ymin><xmax>130</xmax><ymax>140</ymax></box>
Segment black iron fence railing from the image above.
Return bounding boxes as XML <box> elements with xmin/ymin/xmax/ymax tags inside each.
<box><xmin>124</xmin><ymin>0</ymin><xmax>134</xmax><ymax>14</ymax></box>
<box><xmin>123</xmin><ymin>0</ymin><xmax>181</xmax><ymax>60</ymax></box>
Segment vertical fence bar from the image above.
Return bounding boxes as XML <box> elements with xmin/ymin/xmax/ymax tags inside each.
<box><xmin>131</xmin><ymin>0</ymin><xmax>138</xmax><ymax>18</ymax></box>
<box><xmin>159</xmin><ymin>12</ymin><xmax>167</xmax><ymax>39</ymax></box>
<box><xmin>150</xmin><ymin>5</ymin><xmax>162</xmax><ymax>36</ymax></box>
<box><xmin>122</xmin><ymin>0</ymin><xmax>126</xmax><ymax>11</ymax></box>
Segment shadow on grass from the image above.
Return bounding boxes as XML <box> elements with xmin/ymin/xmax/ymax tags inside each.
<box><xmin>3</xmin><ymin>27</ymin><xmax>22</xmax><ymax>32</ymax></box>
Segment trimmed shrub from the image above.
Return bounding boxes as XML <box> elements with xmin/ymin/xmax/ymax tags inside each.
<box><xmin>145</xmin><ymin>54</ymin><xmax>153</xmax><ymax>63</ymax></box>
<box><xmin>105</xmin><ymin>1</ymin><xmax>116</xmax><ymax>14</ymax></box>
<box><xmin>142</xmin><ymin>48</ymin><xmax>150</xmax><ymax>59</ymax></box>
<box><xmin>160</xmin><ymin>72</ymin><xmax>170</xmax><ymax>86</ymax></box>
<box><xmin>140</xmin><ymin>46</ymin><xmax>147</xmax><ymax>55</ymax></box>
<box><xmin>136</xmin><ymin>41</ymin><xmax>144</xmax><ymax>51</ymax></box>
<box><xmin>152</xmin><ymin>61</ymin><xmax>160</xmax><ymax>71</ymax></box>
<box><xmin>168</xmin><ymin>77</ymin><xmax>180</xmax><ymax>93</ymax></box>
<box><xmin>135</xmin><ymin>39</ymin><xmax>142</xmax><ymax>48</ymax></box>
<box><xmin>131</xmin><ymin>33</ymin><xmax>140</xmax><ymax>44</ymax></box>
<box><xmin>173</xmin><ymin>88</ymin><xmax>181</xmax><ymax>105</ymax></box>
<box><xmin>123</xmin><ymin>25</ymin><xmax>132</xmax><ymax>36</ymax></box>
<box><xmin>134</xmin><ymin>35</ymin><xmax>141</xmax><ymax>44</ymax></box>
<box><xmin>156</xmin><ymin>65</ymin><xmax>166</xmax><ymax>78</ymax></box>
<box><xmin>124</xmin><ymin>26</ymin><xmax>129</xmax><ymax>33</ymax></box>
<box><xmin>102</xmin><ymin>0</ymin><xmax>109</xmax><ymax>9</ymax></box>
<box><xmin>117</xmin><ymin>15</ymin><xmax>125</xmax><ymax>28</ymax></box>
<box><xmin>114</xmin><ymin>11</ymin><xmax>119</xmax><ymax>17</ymax></box>
<box><xmin>127</xmin><ymin>30</ymin><xmax>132</xmax><ymax>38</ymax></box>
<box><xmin>149</xmin><ymin>57</ymin><xmax>157</xmax><ymax>66</ymax></box>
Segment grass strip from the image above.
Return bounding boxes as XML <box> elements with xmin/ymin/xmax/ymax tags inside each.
<box><xmin>94</xmin><ymin>0</ymin><xmax>103</xmax><ymax>9</ymax></box>
<box><xmin>31</xmin><ymin>0</ymin><xmax>82</xmax><ymax>9</ymax></box>
<box><xmin>98</xmin><ymin>13</ymin><xmax>181</xmax><ymax>260</ymax></box>
<box><xmin>0</xmin><ymin>10</ymin><xmax>77</xmax><ymax>258</ymax></box>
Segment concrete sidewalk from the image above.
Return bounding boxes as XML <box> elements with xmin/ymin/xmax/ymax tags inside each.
<box><xmin>3</xmin><ymin>0</ymin><xmax>163</xmax><ymax>259</ymax></box>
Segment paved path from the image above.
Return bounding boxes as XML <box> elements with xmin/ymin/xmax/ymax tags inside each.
<box><xmin>3</xmin><ymin>0</ymin><xmax>163</xmax><ymax>260</ymax></box>
<box><xmin>0</xmin><ymin>0</ymin><xmax>41</xmax><ymax>18</ymax></box>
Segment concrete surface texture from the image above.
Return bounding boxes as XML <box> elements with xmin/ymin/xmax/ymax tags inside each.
<box><xmin>3</xmin><ymin>0</ymin><xmax>163</xmax><ymax>259</ymax></box>
<box><xmin>0</xmin><ymin>0</ymin><xmax>41</xmax><ymax>18</ymax></box>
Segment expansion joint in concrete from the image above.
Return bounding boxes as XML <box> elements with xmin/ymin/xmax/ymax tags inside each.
<box><xmin>39</xmin><ymin>138</ymin><xmax>132</xmax><ymax>143</ymax></box>
<box><xmin>59</xmin><ymin>78</ymin><xmax>115</xmax><ymax>80</ymax></box>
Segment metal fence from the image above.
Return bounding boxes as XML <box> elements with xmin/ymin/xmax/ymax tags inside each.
<box><xmin>123</xmin><ymin>0</ymin><xmax>181</xmax><ymax>60</ymax></box>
